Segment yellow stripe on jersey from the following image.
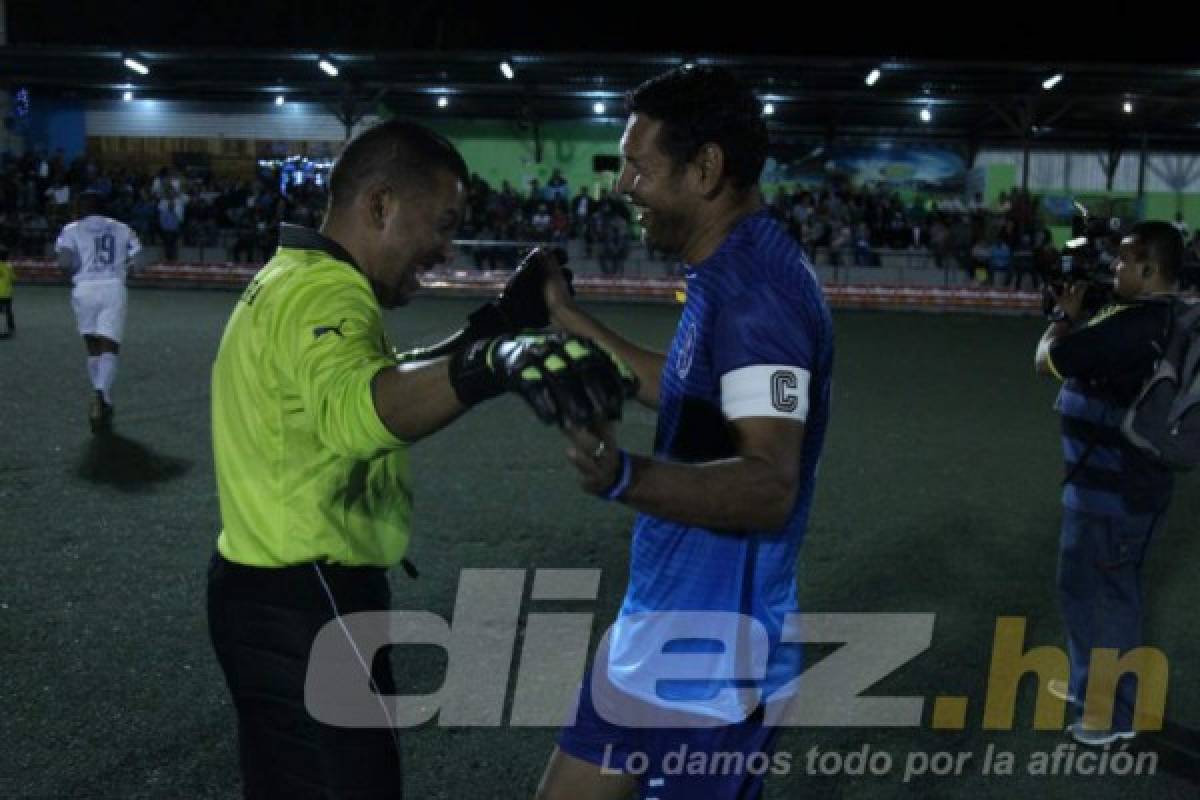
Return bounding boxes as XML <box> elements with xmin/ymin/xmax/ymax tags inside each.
<box><xmin>1047</xmin><ymin>302</ymin><xmax>1132</xmax><ymax>382</ymax></box>
<box><xmin>1087</xmin><ymin>302</ymin><xmax>1134</xmax><ymax>327</ymax></box>
<box><xmin>211</xmin><ymin>245</ymin><xmax>408</xmax><ymax>568</ymax></box>
<box><xmin>1045</xmin><ymin>350</ymin><xmax>1065</xmax><ymax>382</ymax></box>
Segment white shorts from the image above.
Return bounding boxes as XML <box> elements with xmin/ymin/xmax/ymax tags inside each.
<box><xmin>71</xmin><ymin>281</ymin><xmax>128</xmax><ymax>343</ymax></box>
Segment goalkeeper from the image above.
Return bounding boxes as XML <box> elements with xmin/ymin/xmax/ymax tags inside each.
<box><xmin>207</xmin><ymin>119</ymin><xmax>633</xmax><ymax>800</ymax></box>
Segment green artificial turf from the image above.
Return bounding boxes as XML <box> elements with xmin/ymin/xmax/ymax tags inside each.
<box><xmin>1</xmin><ymin>286</ymin><xmax>1196</xmax><ymax>798</ymax></box>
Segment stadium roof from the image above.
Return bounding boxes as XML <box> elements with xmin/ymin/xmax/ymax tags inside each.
<box><xmin>3</xmin><ymin>46</ymin><xmax>1199</xmax><ymax>151</ymax></box>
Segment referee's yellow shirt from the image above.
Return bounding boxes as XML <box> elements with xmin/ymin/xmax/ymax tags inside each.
<box><xmin>211</xmin><ymin>225</ymin><xmax>409</xmax><ymax>567</ymax></box>
<box><xmin>0</xmin><ymin>261</ymin><xmax>14</xmax><ymax>299</ymax></box>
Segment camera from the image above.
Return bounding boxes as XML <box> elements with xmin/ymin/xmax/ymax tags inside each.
<box><xmin>1039</xmin><ymin>236</ymin><xmax>1103</xmax><ymax>283</ymax></box>
<box><xmin>1038</xmin><ymin>213</ymin><xmax>1120</xmax><ymax>318</ymax></box>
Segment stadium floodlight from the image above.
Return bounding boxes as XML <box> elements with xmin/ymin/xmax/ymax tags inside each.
<box><xmin>865</xmin><ymin>68</ymin><xmax>881</xmax><ymax>86</ymax></box>
<box><xmin>123</xmin><ymin>57</ymin><xmax>149</xmax><ymax>75</ymax></box>
<box><xmin>122</xmin><ymin>90</ymin><xmax>133</xmax><ymax>102</ymax></box>
<box><xmin>593</xmin><ymin>101</ymin><xmax>606</xmax><ymax>115</ymax></box>
<box><xmin>275</xmin><ymin>95</ymin><xmax>285</xmax><ymax>107</ymax></box>
<box><xmin>920</xmin><ymin>107</ymin><xmax>932</xmax><ymax>123</ymax></box>
<box><xmin>1042</xmin><ymin>73</ymin><xmax>1063</xmax><ymax>90</ymax></box>
<box><xmin>1123</xmin><ymin>100</ymin><xmax>1134</xmax><ymax>114</ymax></box>
<box><xmin>762</xmin><ymin>102</ymin><xmax>775</xmax><ymax>116</ymax></box>
<box><xmin>318</xmin><ymin>59</ymin><xmax>339</xmax><ymax>77</ymax></box>
<box><xmin>500</xmin><ymin>61</ymin><xmax>515</xmax><ymax>80</ymax></box>
<box><xmin>437</xmin><ymin>96</ymin><xmax>449</xmax><ymax>108</ymax></box>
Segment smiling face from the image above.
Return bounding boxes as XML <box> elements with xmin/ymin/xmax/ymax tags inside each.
<box><xmin>365</xmin><ymin>169</ymin><xmax>464</xmax><ymax>308</ymax></box>
<box><xmin>615</xmin><ymin>113</ymin><xmax>699</xmax><ymax>258</ymax></box>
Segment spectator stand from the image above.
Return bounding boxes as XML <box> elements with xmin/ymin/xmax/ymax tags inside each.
<box><xmin>8</xmin><ymin>154</ymin><xmax>1196</xmax><ymax>313</ymax></box>
<box><xmin>12</xmin><ymin>239</ymin><xmax>1052</xmax><ymax>315</ymax></box>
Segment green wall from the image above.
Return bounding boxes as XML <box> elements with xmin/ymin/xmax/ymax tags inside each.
<box><xmin>426</xmin><ymin>118</ymin><xmax>1200</xmax><ymax>236</ymax></box>
<box><xmin>986</xmin><ymin>169</ymin><xmax>1199</xmax><ymax>234</ymax></box>
<box><xmin>427</xmin><ymin>119</ymin><xmax>626</xmax><ymax>197</ymax></box>
<box><xmin>1048</xmin><ymin>225</ymin><xmax>1073</xmax><ymax>247</ymax></box>
<box><xmin>984</xmin><ymin>165</ymin><xmax>1016</xmax><ymax>207</ymax></box>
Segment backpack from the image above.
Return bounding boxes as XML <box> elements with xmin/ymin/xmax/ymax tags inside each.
<box><xmin>1121</xmin><ymin>295</ymin><xmax>1200</xmax><ymax>470</ymax></box>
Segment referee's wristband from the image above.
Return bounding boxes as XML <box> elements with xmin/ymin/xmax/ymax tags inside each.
<box><xmin>602</xmin><ymin>449</ymin><xmax>634</xmax><ymax>501</ymax></box>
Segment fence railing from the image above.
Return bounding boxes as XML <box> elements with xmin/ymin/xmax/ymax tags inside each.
<box><xmin>9</xmin><ymin>229</ymin><xmax>1197</xmax><ymax>292</ymax></box>
<box><xmin>449</xmin><ymin>238</ymin><xmax>1045</xmax><ymax>289</ymax></box>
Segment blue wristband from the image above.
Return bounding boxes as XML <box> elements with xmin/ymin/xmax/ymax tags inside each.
<box><xmin>603</xmin><ymin>450</ymin><xmax>634</xmax><ymax>501</ymax></box>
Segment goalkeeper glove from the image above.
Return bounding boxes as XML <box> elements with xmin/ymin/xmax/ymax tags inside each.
<box><xmin>398</xmin><ymin>248</ymin><xmax>573</xmax><ymax>363</ymax></box>
<box><xmin>448</xmin><ymin>333</ymin><xmax>637</xmax><ymax>427</ymax></box>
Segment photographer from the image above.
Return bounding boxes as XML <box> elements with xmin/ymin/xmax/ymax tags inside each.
<box><xmin>1034</xmin><ymin>220</ymin><xmax>1182</xmax><ymax>746</ymax></box>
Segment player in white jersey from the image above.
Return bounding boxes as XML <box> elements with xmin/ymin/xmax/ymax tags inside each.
<box><xmin>55</xmin><ymin>191</ymin><xmax>142</xmax><ymax>433</ymax></box>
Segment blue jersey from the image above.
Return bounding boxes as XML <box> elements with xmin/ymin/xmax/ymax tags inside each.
<box><xmin>605</xmin><ymin>209</ymin><xmax>833</xmax><ymax>722</ymax></box>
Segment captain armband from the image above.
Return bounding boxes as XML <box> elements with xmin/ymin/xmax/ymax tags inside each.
<box><xmin>719</xmin><ymin>365</ymin><xmax>811</xmax><ymax>422</ymax></box>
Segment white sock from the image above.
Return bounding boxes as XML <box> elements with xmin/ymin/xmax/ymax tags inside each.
<box><xmin>96</xmin><ymin>353</ymin><xmax>119</xmax><ymax>404</ymax></box>
<box><xmin>87</xmin><ymin>356</ymin><xmax>102</xmax><ymax>391</ymax></box>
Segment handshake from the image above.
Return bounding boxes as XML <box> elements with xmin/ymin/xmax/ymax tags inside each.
<box><xmin>405</xmin><ymin>247</ymin><xmax>638</xmax><ymax>428</ymax></box>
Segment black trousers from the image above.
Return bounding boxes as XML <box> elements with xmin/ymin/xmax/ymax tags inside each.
<box><xmin>207</xmin><ymin>554</ymin><xmax>404</xmax><ymax>799</ymax></box>
<box><xmin>0</xmin><ymin>298</ymin><xmax>12</xmax><ymax>333</ymax></box>
<box><xmin>161</xmin><ymin>230</ymin><xmax>179</xmax><ymax>261</ymax></box>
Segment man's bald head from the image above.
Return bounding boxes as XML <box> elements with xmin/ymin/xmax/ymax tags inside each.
<box><xmin>327</xmin><ymin>120</ymin><xmax>468</xmax><ymax>217</ymax></box>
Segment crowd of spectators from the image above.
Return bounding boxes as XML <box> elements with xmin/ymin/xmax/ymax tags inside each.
<box><xmin>767</xmin><ymin>182</ymin><xmax>1065</xmax><ymax>286</ymax></box>
<box><xmin>457</xmin><ymin>168</ymin><xmax>639</xmax><ymax>274</ymax></box>
<box><xmin>0</xmin><ymin>149</ymin><xmax>325</xmax><ymax>263</ymax></box>
<box><xmin>0</xmin><ymin>153</ymin><xmax>641</xmax><ymax>273</ymax></box>
<box><xmin>3</xmin><ymin>149</ymin><xmax>1198</xmax><ymax>288</ymax></box>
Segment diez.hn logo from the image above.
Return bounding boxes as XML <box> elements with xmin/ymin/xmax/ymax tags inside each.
<box><xmin>304</xmin><ymin>569</ymin><xmax>1170</xmax><ymax>733</ymax></box>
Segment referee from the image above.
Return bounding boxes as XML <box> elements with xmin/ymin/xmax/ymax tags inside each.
<box><xmin>0</xmin><ymin>247</ymin><xmax>14</xmax><ymax>337</ymax></box>
<box><xmin>208</xmin><ymin>119</ymin><xmax>628</xmax><ymax>798</ymax></box>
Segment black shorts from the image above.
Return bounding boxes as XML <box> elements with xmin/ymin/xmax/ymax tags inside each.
<box><xmin>207</xmin><ymin>554</ymin><xmax>403</xmax><ymax>799</ymax></box>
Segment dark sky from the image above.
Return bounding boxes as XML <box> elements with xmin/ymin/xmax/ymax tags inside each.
<box><xmin>4</xmin><ymin>0</ymin><xmax>1189</xmax><ymax>63</ymax></box>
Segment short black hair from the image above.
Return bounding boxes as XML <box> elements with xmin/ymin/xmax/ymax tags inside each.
<box><xmin>626</xmin><ymin>66</ymin><xmax>768</xmax><ymax>191</ymax></box>
<box><xmin>1128</xmin><ymin>220</ymin><xmax>1183</xmax><ymax>283</ymax></box>
<box><xmin>77</xmin><ymin>191</ymin><xmax>104</xmax><ymax>217</ymax></box>
<box><xmin>328</xmin><ymin>119</ymin><xmax>468</xmax><ymax>213</ymax></box>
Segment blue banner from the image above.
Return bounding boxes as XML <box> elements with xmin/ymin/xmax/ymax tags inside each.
<box><xmin>764</xmin><ymin>144</ymin><xmax>967</xmax><ymax>192</ymax></box>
